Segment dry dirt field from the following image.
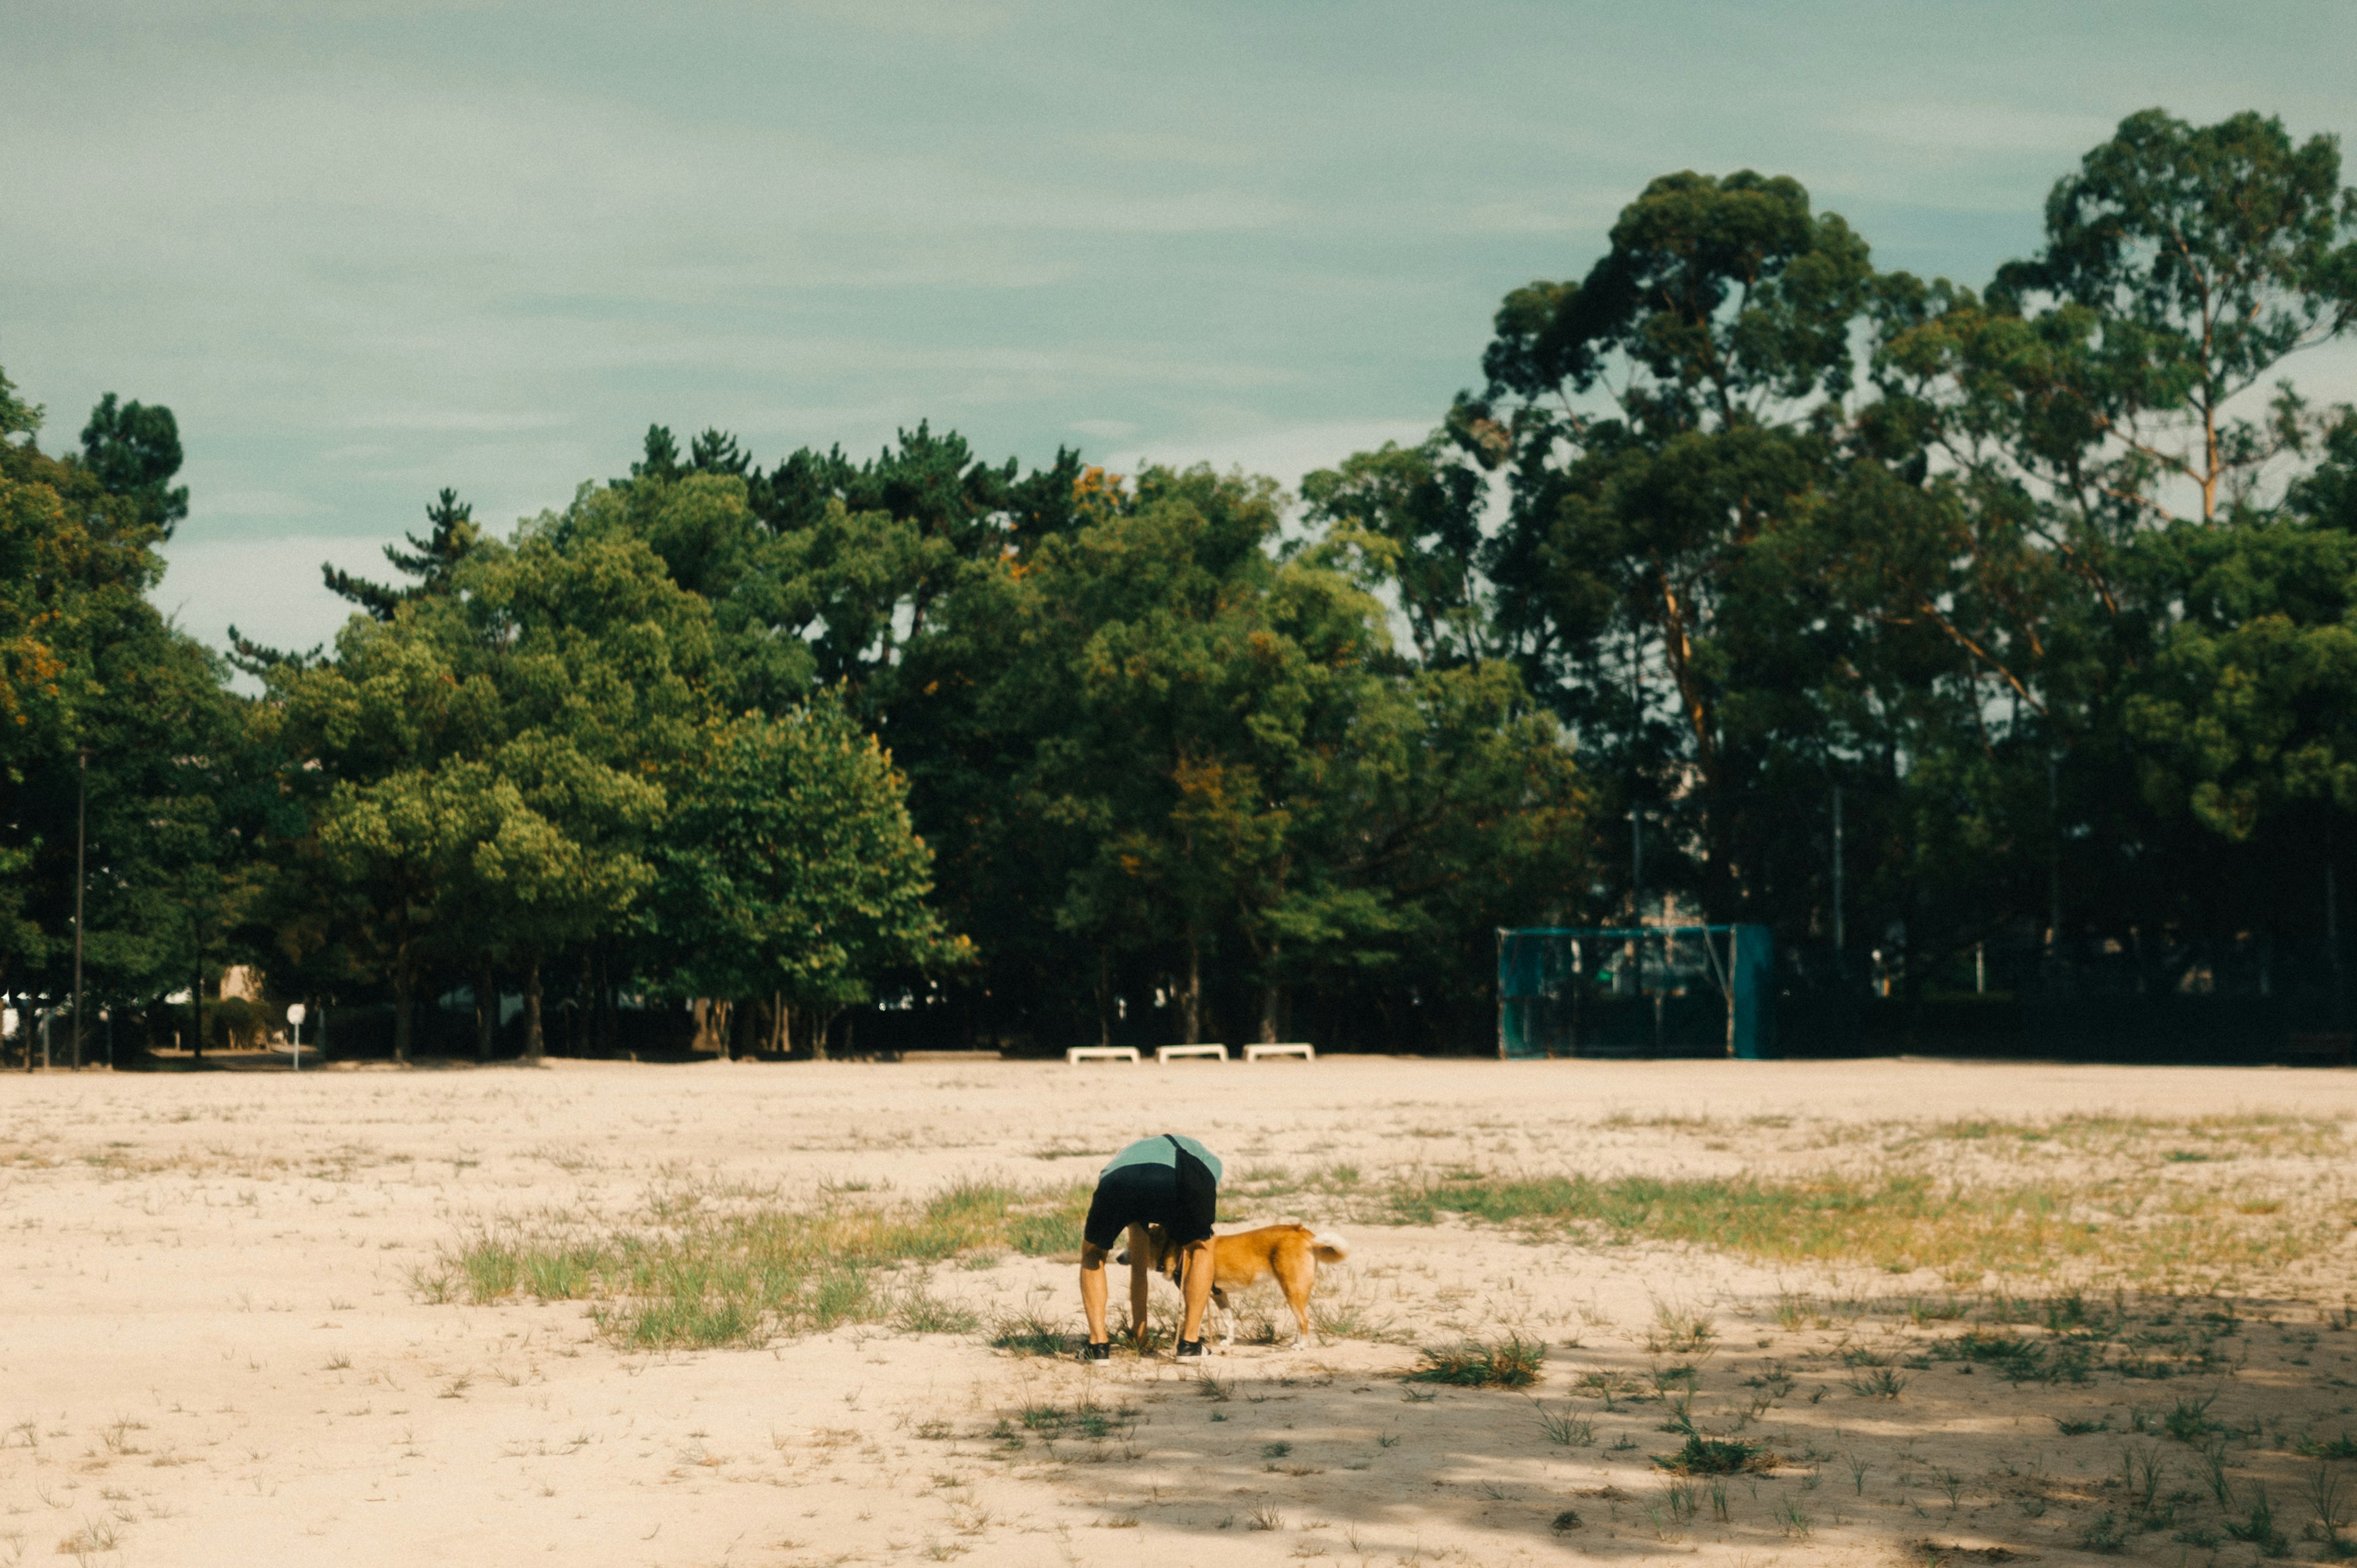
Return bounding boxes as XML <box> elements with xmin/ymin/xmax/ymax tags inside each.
<box><xmin>9</xmin><ymin>1055</ymin><xmax>2357</xmax><ymax>1568</ymax></box>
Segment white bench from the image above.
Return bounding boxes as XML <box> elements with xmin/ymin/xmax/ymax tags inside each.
<box><xmin>1066</xmin><ymin>1046</ymin><xmax>1140</xmax><ymax>1065</ymax></box>
<box><xmin>1155</xmin><ymin>1043</ymin><xmax>1228</xmax><ymax>1064</ymax></box>
<box><xmin>1243</xmin><ymin>1042</ymin><xmax>1315</xmax><ymax>1062</ymax></box>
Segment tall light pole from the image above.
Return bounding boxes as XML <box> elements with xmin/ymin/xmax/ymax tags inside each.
<box><xmin>72</xmin><ymin>746</ymin><xmax>87</xmax><ymax>1071</ymax></box>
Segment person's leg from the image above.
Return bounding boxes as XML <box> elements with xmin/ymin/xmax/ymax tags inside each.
<box><xmin>1127</xmin><ymin>1224</ymin><xmax>1151</xmax><ymax>1348</ymax></box>
<box><xmin>1079</xmin><ymin>1169</ymin><xmax>1140</xmax><ymax>1350</ymax></box>
<box><xmin>1079</xmin><ymin>1242</ymin><xmax>1111</xmax><ymax>1345</ymax></box>
<box><xmin>1177</xmin><ymin>1237</ymin><xmax>1214</xmax><ymax>1343</ymax></box>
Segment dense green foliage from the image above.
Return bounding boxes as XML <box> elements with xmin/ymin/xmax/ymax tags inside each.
<box><xmin>7</xmin><ymin>106</ymin><xmax>2357</xmax><ymax>1057</ymax></box>
<box><xmin>1331</xmin><ymin>107</ymin><xmax>2357</xmax><ymax>992</ymax></box>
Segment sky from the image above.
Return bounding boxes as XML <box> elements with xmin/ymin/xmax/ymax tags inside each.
<box><xmin>6</xmin><ymin>0</ymin><xmax>2356</xmax><ymax>656</ymax></box>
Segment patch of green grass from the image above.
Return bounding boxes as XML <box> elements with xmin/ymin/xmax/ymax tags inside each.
<box><xmin>1938</xmin><ymin>1329</ymin><xmax>2041</xmax><ymax>1372</ymax></box>
<box><xmin>1015</xmin><ymin>1397</ymin><xmax>1132</xmax><ymax>1442</ymax></box>
<box><xmin>1387</xmin><ymin>1161</ymin><xmax>2334</xmax><ymax>1284</ymax></box>
<box><xmin>1404</xmin><ymin>1334</ymin><xmax>1546</xmax><ymax>1389</ymax></box>
<box><xmin>2297</xmin><ymin>1433</ymin><xmax>2357</xmax><ymax>1461</ymax></box>
<box><xmin>428</xmin><ymin>1178</ymin><xmax>1093</xmax><ymax>1350</ymax></box>
<box><xmin>1652</xmin><ymin>1434</ymin><xmax>1773</xmax><ymax>1475</ymax></box>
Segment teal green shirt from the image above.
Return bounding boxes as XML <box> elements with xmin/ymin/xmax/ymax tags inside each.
<box><xmin>1101</xmin><ymin>1134</ymin><xmax>1223</xmax><ymax>1184</ymax></box>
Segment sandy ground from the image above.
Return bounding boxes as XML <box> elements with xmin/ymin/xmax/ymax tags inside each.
<box><xmin>7</xmin><ymin>1054</ymin><xmax>2357</xmax><ymax>1568</ymax></box>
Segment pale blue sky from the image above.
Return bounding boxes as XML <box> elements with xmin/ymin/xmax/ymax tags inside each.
<box><xmin>5</xmin><ymin>0</ymin><xmax>2354</xmax><ymax>653</ymax></box>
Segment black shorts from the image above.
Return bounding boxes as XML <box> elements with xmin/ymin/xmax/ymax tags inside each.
<box><xmin>1083</xmin><ymin>1147</ymin><xmax>1218</xmax><ymax>1251</ymax></box>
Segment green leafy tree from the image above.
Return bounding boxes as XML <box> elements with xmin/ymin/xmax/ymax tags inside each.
<box><xmin>1467</xmin><ymin>169</ymin><xmax>1876</xmax><ymax>921</ymax></box>
<box><xmin>652</xmin><ymin>693</ymin><xmax>965</xmax><ymax>1057</ymax></box>
<box><xmin>1989</xmin><ymin>108</ymin><xmax>2357</xmax><ymax>527</ymax></box>
<box><xmin>2124</xmin><ymin>519</ymin><xmax>2357</xmax><ymax>841</ymax></box>
<box><xmin>1</xmin><ymin>374</ymin><xmax>239</xmax><ymax>1055</ymax></box>
<box><xmin>77</xmin><ymin>393</ymin><xmax>188</xmax><ymax>536</ymax></box>
<box><xmin>979</xmin><ymin>465</ymin><xmax>1585</xmax><ymax>1047</ymax></box>
<box><xmin>265</xmin><ymin>503</ymin><xmax>711</xmax><ymax>1058</ymax></box>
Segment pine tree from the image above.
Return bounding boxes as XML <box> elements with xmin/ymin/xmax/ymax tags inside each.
<box><xmin>322</xmin><ymin>488</ymin><xmax>480</xmax><ymax>620</ymax></box>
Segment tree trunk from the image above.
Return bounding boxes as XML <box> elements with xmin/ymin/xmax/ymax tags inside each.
<box><xmin>1180</xmin><ymin>927</ymin><xmax>1203</xmax><ymax>1044</ymax></box>
<box><xmin>390</xmin><ymin>959</ymin><xmax>412</xmax><ymax>1064</ymax></box>
<box><xmin>1258</xmin><ymin>982</ymin><xmax>1282</xmax><ymax>1045</ymax></box>
<box><xmin>770</xmin><ymin>992</ymin><xmax>788</xmax><ymax>1056</ymax></box>
<box><xmin>1096</xmin><ymin>950</ymin><xmax>1112</xmax><ymax>1046</ymax></box>
<box><xmin>190</xmin><ymin>930</ymin><xmax>205</xmax><ymax>1061</ymax></box>
<box><xmin>475</xmin><ymin>962</ymin><xmax>497</xmax><ymax>1059</ymax></box>
<box><xmin>730</xmin><ymin>996</ymin><xmax>761</xmax><ymax>1060</ymax></box>
<box><xmin>597</xmin><ymin>950</ymin><xmax>620</xmax><ymax>1055</ymax></box>
<box><xmin>522</xmin><ymin>952</ymin><xmax>544</xmax><ymax>1063</ymax></box>
<box><xmin>812</xmin><ymin>1008</ymin><xmax>833</xmax><ymax>1062</ymax></box>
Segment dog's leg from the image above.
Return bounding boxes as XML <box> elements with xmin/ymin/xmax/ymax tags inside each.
<box><xmin>1279</xmin><ymin>1262</ymin><xmax>1315</xmax><ymax>1348</ymax></box>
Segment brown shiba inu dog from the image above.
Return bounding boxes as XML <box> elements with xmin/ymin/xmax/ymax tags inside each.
<box><xmin>1121</xmin><ymin>1224</ymin><xmax>1349</xmax><ymax>1348</ymax></box>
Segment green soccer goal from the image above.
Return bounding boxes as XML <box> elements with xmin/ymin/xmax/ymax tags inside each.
<box><xmin>1496</xmin><ymin>924</ymin><xmax>1774</xmax><ymax>1059</ymax></box>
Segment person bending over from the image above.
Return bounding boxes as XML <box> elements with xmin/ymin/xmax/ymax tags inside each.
<box><xmin>1078</xmin><ymin>1133</ymin><xmax>1222</xmax><ymax>1361</ymax></box>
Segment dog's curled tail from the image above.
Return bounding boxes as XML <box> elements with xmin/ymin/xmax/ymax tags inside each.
<box><xmin>1309</xmin><ymin>1230</ymin><xmax>1350</xmax><ymax>1264</ymax></box>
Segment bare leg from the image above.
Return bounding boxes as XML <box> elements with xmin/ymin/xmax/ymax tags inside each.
<box><xmin>1128</xmin><ymin>1225</ymin><xmax>1152</xmax><ymax>1346</ymax></box>
<box><xmin>1078</xmin><ymin>1242</ymin><xmax>1110</xmax><ymax>1344</ymax></box>
<box><xmin>1177</xmin><ymin>1237</ymin><xmax>1214</xmax><ymax>1343</ymax></box>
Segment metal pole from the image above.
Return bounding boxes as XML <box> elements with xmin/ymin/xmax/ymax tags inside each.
<box><xmin>72</xmin><ymin>746</ymin><xmax>87</xmax><ymax>1071</ymax></box>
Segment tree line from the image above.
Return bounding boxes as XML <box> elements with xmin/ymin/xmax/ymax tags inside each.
<box><xmin>4</xmin><ymin>107</ymin><xmax>2356</xmax><ymax>1061</ymax></box>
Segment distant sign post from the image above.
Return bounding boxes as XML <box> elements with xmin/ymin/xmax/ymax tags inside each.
<box><xmin>287</xmin><ymin>1003</ymin><xmax>308</xmax><ymax>1072</ymax></box>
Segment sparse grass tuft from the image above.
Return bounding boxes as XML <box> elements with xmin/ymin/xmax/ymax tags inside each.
<box><xmin>1535</xmin><ymin>1403</ymin><xmax>1594</xmax><ymax>1446</ymax></box>
<box><xmin>1404</xmin><ymin>1334</ymin><xmax>1545</xmax><ymax>1389</ymax></box>
<box><xmin>2226</xmin><ymin>1483</ymin><xmax>2290</xmax><ymax>1556</ymax></box>
<box><xmin>1847</xmin><ymin>1367</ymin><xmax>1911</xmax><ymax>1399</ymax></box>
<box><xmin>988</xmin><ymin>1300</ymin><xmax>1068</xmax><ymax>1358</ymax></box>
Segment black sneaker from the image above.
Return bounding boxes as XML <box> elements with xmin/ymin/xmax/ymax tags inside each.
<box><xmin>1174</xmin><ymin>1338</ymin><xmax>1206</xmax><ymax>1359</ymax></box>
<box><xmin>1078</xmin><ymin>1341</ymin><xmax>1111</xmax><ymax>1362</ymax></box>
